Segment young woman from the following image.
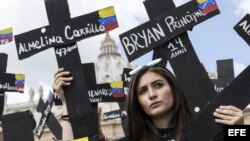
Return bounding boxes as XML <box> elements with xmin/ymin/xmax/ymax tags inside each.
<box><xmin>121</xmin><ymin>59</ymin><xmax>243</xmax><ymax>141</ymax></box>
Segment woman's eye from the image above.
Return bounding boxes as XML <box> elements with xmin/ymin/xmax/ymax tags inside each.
<box><xmin>138</xmin><ymin>88</ymin><xmax>147</xmax><ymax>95</ymax></box>
<box><xmin>155</xmin><ymin>83</ymin><xmax>163</xmax><ymax>89</ymax></box>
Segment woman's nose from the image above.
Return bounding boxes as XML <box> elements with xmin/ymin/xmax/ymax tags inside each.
<box><xmin>148</xmin><ymin>87</ymin><xmax>157</xmax><ymax>100</ymax></box>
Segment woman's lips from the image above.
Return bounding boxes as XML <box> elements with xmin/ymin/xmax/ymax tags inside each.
<box><xmin>150</xmin><ymin>101</ymin><xmax>161</xmax><ymax>108</ymax></box>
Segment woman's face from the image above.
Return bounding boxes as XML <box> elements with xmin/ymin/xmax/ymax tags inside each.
<box><xmin>137</xmin><ymin>71</ymin><xmax>174</xmax><ymax>118</ymax></box>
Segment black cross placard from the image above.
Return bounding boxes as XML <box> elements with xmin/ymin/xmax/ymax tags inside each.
<box><xmin>101</xmin><ymin>101</ymin><xmax>127</xmax><ymax>136</ymax></box>
<box><xmin>15</xmin><ymin>6</ymin><xmax>118</xmax><ymax>60</ymax></box>
<box><xmin>0</xmin><ymin>53</ymin><xmax>25</xmax><ymax>117</ymax></box>
<box><xmin>0</xmin><ymin>53</ymin><xmax>7</xmax><ymax>73</ymax></box>
<box><xmin>0</xmin><ymin>73</ymin><xmax>25</xmax><ymax>93</ymax></box>
<box><xmin>53</xmin><ymin>63</ymin><xmax>97</xmax><ymax>106</ymax></box>
<box><xmin>102</xmin><ymin>68</ymin><xmax>133</xmax><ymax>125</ymax></box>
<box><xmin>0</xmin><ymin>53</ymin><xmax>7</xmax><ymax>117</ymax></box>
<box><xmin>0</xmin><ymin>53</ymin><xmax>25</xmax><ymax>93</ymax></box>
<box><xmin>36</xmin><ymin>91</ymin><xmax>62</xmax><ymax>140</ymax></box>
<box><xmin>211</xmin><ymin>59</ymin><xmax>234</xmax><ymax>93</ymax></box>
<box><xmin>234</xmin><ymin>14</ymin><xmax>250</xmax><ymax>46</ymax></box>
<box><xmin>78</xmin><ymin>63</ymin><xmax>127</xmax><ymax>136</ymax></box>
<box><xmin>119</xmin><ymin>0</ymin><xmax>220</xmax><ymax>62</ymax></box>
<box><xmin>182</xmin><ymin>65</ymin><xmax>250</xmax><ymax>141</ymax></box>
<box><xmin>88</xmin><ymin>81</ymin><xmax>126</xmax><ymax>103</ymax></box>
<box><xmin>1</xmin><ymin>51</ymin><xmax>27</xmax><ymax>140</ymax></box>
<box><xmin>2</xmin><ymin>110</ymin><xmax>36</xmax><ymax>141</ymax></box>
<box><xmin>83</xmin><ymin>63</ymin><xmax>127</xmax><ymax>123</ymax></box>
<box><xmin>94</xmin><ymin>68</ymin><xmax>132</xmax><ymax>137</ymax></box>
<box><xmin>103</xmin><ymin>109</ymin><xmax>127</xmax><ymax>121</ymax></box>
<box><xmin>121</xmin><ymin>68</ymin><xmax>133</xmax><ymax>87</ymax></box>
<box><xmin>14</xmin><ymin>0</ymin><xmax>119</xmax><ymax>139</ymax></box>
<box><xmin>103</xmin><ymin>68</ymin><xmax>133</xmax><ymax>135</ymax></box>
<box><xmin>143</xmin><ymin>0</ymin><xmax>217</xmax><ymax>114</ymax></box>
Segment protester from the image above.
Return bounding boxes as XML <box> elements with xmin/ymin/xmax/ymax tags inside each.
<box><xmin>119</xmin><ymin>58</ymin><xmax>243</xmax><ymax>141</ymax></box>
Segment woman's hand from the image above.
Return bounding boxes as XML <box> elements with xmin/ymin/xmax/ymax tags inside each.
<box><xmin>52</xmin><ymin>68</ymin><xmax>73</xmax><ymax>100</ymax></box>
<box><xmin>213</xmin><ymin>105</ymin><xmax>243</xmax><ymax>125</ymax></box>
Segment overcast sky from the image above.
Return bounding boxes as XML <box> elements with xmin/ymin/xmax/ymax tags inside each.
<box><xmin>0</xmin><ymin>0</ymin><xmax>250</xmax><ymax>104</ymax></box>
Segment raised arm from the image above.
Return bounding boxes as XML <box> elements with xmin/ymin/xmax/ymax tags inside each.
<box><xmin>52</xmin><ymin>68</ymin><xmax>74</xmax><ymax>140</ymax></box>
<box><xmin>52</xmin><ymin>68</ymin><xmax>73</xmax><ymax>102</ymax></box>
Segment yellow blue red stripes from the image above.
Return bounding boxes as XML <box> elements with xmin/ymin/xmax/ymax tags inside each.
<box><xmin>110</xmin><ymin>81</ymin><xmax>124</xmax><ymax>98</ymax></box>
<box><xmin>98</xmin><ymin>6</ymin><xmax>118</xmax><ymax>31</ymax></box>
<box><xmin>0</xmin><ymin>27</ymin><xmax>13</xmax><ymax>45</ymax></box>
<box><xmin>197</xmin><ymin>0</ymin><xmax>218</xmax><ymax>14</ymax></box>
<box><xmin>15</xmin><ymin>74</ymin><xmax>24</xmax><ymax>89</ymax></box>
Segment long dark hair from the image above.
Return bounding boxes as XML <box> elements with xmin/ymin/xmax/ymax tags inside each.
<box><xmin>126</xmin><ymin>65</ymin><xmax>191</xmax><ymax>141</ymax></box>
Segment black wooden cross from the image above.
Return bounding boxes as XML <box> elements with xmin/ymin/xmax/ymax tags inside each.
<box><xmin>181</xmin><ymin>13</ymin><xmax>250</xmax><ymax>141</ymax></box>
<box><xmin>211</xmin><ymin>59</ymin><xmax>234</xmax><ymax>93</ymax></box>
<box><xmin>101</xmin><ymin>68</ymin><xmax>133</xmax><ymax>136</ymax></box>
<box><xmin>83</xmin><ymin>63</ymin><xmax>127</xmax><ymax>137</ymax></box>
<box><xmin>0</xmin><ymin>53</ymin><xmax>25</xmax><ymax>116</ymax></box>
<box><xmin>120</xmin><ymin>0</ymin><xmax>220</xmax><ymax>62</ymax></box>
<box><xmin>36</xmin><ymin>91</ymin><xmax>62</xmax><ymax>140</ymax></box>
<box><xmin>0</xmin><ymin>53</ymin><xmax>7</xmax><ymax>117</ymax></box>
<box><xmin>0</xmin><ymin>53</ymin><xmax>25</xmax><ymax>93</ymax></box>
<box><xmin>120</xmin><ymin>0</ymin><xmax>220</xmax><ymax>114</ymax></box>
<box><xmin>182</xmin><ymin>65</ymin><xmax>250</xmax><ymax>141</ymax></box>
<box><xmin>100</xmin><ymin>68</ymin><xmax>134</xmax><ymax>137</ymax></box>
<box><xmin>102</xmin><ymin>101</ymin><xmax>127</xmax><ymax>137</ymax></box>
<box><xmin>0</xmin><ymin>53</ymin><xmax>30</xmax><ymax>141</ymax></box>
<box><xmin>2</xmin><ymin>110</ymin><xmax>36</xmax><ymax>141</ymax></box>
<box><xmin>234</xmin><ymin>14</ymin><xmax>250</xmax><ymax>46</ymax></box>
<box><xmin>87</xmin><ymin>76</ymin><xmax>126</xmax><ymax>104</ymax></box>
<box><xmin>103</xmin><ymin>108</ymin><xmax>127</xmax><ymax>121</ymax></box>
<box><xmin>14</xmin><ymin>0</ymin><xmax>118</xmax><ymax>139</ymax></box>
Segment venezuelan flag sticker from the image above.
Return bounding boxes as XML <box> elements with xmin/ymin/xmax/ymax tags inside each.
<box><xmin>0</xmin><ymin>27</ymin><xmax>13</xmax><ymax>45</ymax></box>
<box><xmin>98</xmin><ymin>6</ymin><xmax>118</xmax><ymax>31</ymax></box>
<box><xmin>197</xmin><ymin>0</ymin><xmax>218</xmax><ymax>14</ymax></box>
